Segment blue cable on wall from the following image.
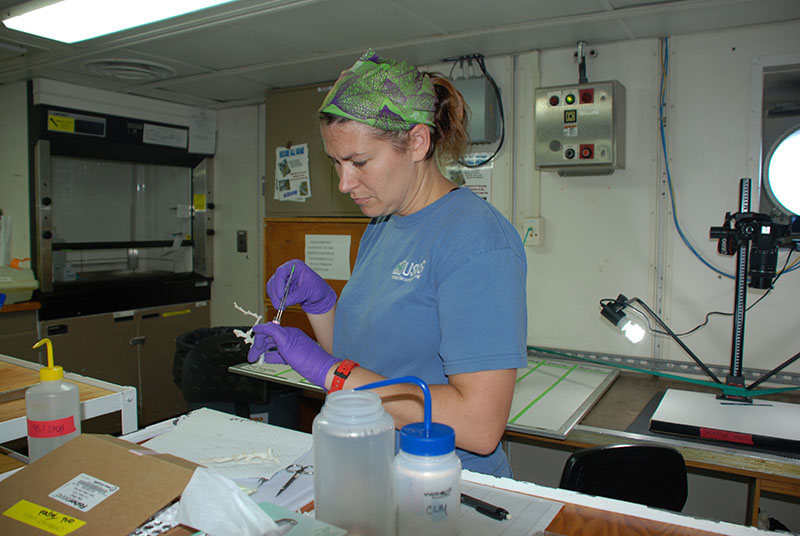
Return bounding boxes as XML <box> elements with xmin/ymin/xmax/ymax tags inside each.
<box><xmin>659</xmin><ymin>37</ymin><xmax>734</xmax><ymax>280</ymax></box>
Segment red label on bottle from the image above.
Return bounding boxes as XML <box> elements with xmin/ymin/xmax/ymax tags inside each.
<box><xmin>27</xmin><ymin>416</ymin><xmax>77</xmax><ymax>438</ymax></box>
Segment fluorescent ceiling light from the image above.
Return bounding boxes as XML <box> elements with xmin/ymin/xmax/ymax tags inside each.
<box><xmin>2</xmin><ymin>0</ymin><xmax>238</xmax><ymax>43</ymax></box>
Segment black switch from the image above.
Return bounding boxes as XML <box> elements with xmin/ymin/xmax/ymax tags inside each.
<box><xmin>237</xmin><ymin>230</ymin><xmax>247</xmax><ymax>252</ymax></box>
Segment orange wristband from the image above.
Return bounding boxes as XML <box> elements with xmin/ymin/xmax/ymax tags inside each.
<box><xmin>329</xmin><ymin>359</ymin><xmax>359</xmax><ymax>392</ymax></box>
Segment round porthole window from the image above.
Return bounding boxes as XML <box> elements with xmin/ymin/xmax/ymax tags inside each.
<box><xmin>764</xmin><ymin>127</ymin><xmax>800</xmax><ymax>216</ymax></box>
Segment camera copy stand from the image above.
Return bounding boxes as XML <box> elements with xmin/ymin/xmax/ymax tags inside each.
<box><xmin>710</xmin><ymin>178</ymin><xmax>800</xmax><ymax>401</ymax></box>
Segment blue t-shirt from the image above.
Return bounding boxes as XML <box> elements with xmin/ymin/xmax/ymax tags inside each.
<box><xmin>333</xmin><ymin>187</ymin><xmax>528</xmax><ymax>476</ymax></box>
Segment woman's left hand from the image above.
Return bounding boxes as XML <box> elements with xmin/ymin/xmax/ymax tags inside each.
<box><xmin>248</xmin><ymin>323</ymin><xmax>339</xmax><ymax>388</ymax></box>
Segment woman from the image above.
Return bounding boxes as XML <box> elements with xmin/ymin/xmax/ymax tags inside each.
<box><xmin>249</xmin><ymin>49</ymin><xmax>527</xmax><ymax>477</ymax></box>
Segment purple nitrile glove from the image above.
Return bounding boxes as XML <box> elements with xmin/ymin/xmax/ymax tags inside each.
<box><xmin>250</xmin><ymin>323</ymin><xmax>339</xmax><ymax>388</ymax></box>
<box><xmin>246</xmin><ymin>324</ymin><xmax>285</xmax><ymax>364</ymax></box>
<box><xmin>266</xmin><ymin>260</ymin><xmax>336</xmax><ymax>315</ymax></box>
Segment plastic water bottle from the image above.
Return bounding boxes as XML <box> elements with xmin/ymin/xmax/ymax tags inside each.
<box><xmin>313</xmin><ymin>389</ymin><xmax>394</xmax><ymax>535</ymax></box>
<box><xmin>357</xmin><ymin>376</ymin><xmax>461</xmax><ymax>536</ymax></box>
<box><xmin>25</xmin><ymin>337</ymin><xmax>81</xmax><ymax>462</ymax></box>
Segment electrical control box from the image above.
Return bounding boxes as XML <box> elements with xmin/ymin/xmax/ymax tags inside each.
<box><xmin>452</xmin><ymin>77</ymin><xmax>501</xmax><ymax>144</ymax></box>
<box><xmin>534</xmin><ymin>80</ymin><xmax>626</xmax><ymax>176</ymax></box>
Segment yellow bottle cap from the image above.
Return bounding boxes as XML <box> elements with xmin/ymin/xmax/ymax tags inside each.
<box><xmin>32</xmin><ymin>337</ymin><xmax>64</xmax><ymax>382</ymax></box>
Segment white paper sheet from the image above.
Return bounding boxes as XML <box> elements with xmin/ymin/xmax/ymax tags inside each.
<box><xmin>142</xmin><ymin>408</ymin><xmax>312</xmax><ymax>480</ymax></box>
<box><xmin>305</xmin><ymin>234</ymin><xmax>351</xmax><ymax>280</ymax></box>
<box><xmin>458</xmin><ymin>482</ymin><xmax>562</xmax><ymax>536</ymax></box>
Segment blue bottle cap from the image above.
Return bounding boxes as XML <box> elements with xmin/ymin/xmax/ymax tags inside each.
<box><xmin>399</xmin><ymin>421</ymin><xmax>455</xmax><ymax>456</ymax></box>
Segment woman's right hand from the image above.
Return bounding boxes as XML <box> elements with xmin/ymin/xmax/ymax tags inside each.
<box><xmin>266</xmin><ymin>259</ymin><xmax>337</xmax><ymax>315</ymax></box>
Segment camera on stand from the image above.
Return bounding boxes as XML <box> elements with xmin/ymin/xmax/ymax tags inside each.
<box><xmin>710</xmin><ymin>211</ymin><xmax>791</xmax><ymax>289</ymax></box>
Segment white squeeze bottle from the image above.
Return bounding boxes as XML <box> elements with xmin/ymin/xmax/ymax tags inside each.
<box><xmin>26</xmin><ymin>337</ymin><xmax>81</xmax><ymax>462</ymax></box>
<box><xmin>356</xmin><ymin>376</ymin><xmax>461</xmax><ymax>536</ymax></box>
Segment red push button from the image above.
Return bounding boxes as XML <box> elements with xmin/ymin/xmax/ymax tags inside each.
<box><xmin>579</xmin><ymin>144</ymin><xmax>594</xmax><ymax>159</ymax></box>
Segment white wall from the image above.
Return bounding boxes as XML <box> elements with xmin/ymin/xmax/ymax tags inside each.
<box><xmin>209</xmin><ymin>104</ymin><xmax>265</xmax><ymax>327</ymax></box>
<box><xmin>526</xmin><ymin>21</ymin><xmax>800</xmax><ymax>378</ymax></box>
<box><xmin>529</xmin><ymin>38</ymin><xmax>663</xmax><ymax>358</ymax></box>
<box><xmin>0</xmin><ymin>81</ymin><xmax>30</xmax><ymax>262</ymax></box>
<box><xmin>663</xmin><ymin>21</ymin><xmax>800</xmax><ymax>372</ymax></box>
<box><xmin>509</xmin><ymin>20</ymin><xmax>800</xmax><ymax>529</ymax></box>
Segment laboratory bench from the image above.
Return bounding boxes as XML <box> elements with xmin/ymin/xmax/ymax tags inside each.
<box><xmin>112</xmin><ymin>408</ymin><xmax>769</xmax><ymax>536</ymax></box>
<box><xmin>503</xmin><ymin>370</ymin><xmax>800</xmax><ymax>527</ymax></box>
<box><xmin>230</xmin><ymin>356</ymin><xmax>800</xmax><ymax>528</ymax></box>
<box><xmin>0</xmin><ymin>353</ymin><xmax>137</xmax><ymax>458</ymax></box>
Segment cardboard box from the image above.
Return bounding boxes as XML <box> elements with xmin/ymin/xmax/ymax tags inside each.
<box><xmin>0</xmin><ymin>434</ymin><xmax>197</xmax><ymax>536</ymax></box>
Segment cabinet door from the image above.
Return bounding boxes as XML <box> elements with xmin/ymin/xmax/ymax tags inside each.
<box><xmin>0</xmin><ymin>310</ymin><xmax>40</xmax><ymax>362</ymax></box>
<box><xmin>40</xmin><ymin>312</ymin><xmax>139</xmax><ymax>388</ymax></box>
<box><xmin>137</xmin><ymin>302</ymin><xmax>210</xmax><ymax>426</ymax></box>
<box><xmin>265</xmin><ymin>84</ymin><xmax>363</xmax><ymax>217</ymax></box>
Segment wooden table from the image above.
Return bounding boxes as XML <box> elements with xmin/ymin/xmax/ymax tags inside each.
<box><xmin>463</xmin><ymin>468</ymin><xmax>763</xmax><ymax>536</ymax></box>
<box><xmin>505</xmin><ymin>371</ymin><xmax>800</xmax><ymax>527</ymax></box>
<box><xmin>0</xmin><ymin>353</ymin><xmax>138</xmax><ymax>449</ymax></box>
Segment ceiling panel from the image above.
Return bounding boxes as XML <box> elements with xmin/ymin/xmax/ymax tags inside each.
<box><xmin>128</xmin><ymin>23</ymin><xmax>308</xmax><ymax>71</ymax></box>
<box><xmin>159</xmin><ymin>73</ymin><xmax>273</xmax><ymax>102</ymax></box>
<box><xmin>394</xmin><ymin>0</ymin><xmax>619</xmax><ymax>34</ymax></box>
<box><xmin>235</xmin><ymin>59</ymin><xmax>346</xmax><ymax>90</ymax></box>
<box><xmin>123</xmin><ymin>85</ymin><xmax>235</xmax><ymax>108</ymax></box>
<box><xmin>58</xmin><ymin>48</ymin><xmax>211</xmax><ymax>78</ymax></box>
<box><xmin>0</xmin><ymin>0</ymin><xmax>797</xmax><ymax>108</ymax></box>
<box><xmin>443</xmin><ymin>19</ymin><xmax>634</xmax><ymax>60</ymax></box>
<box><xmin>34</xmin><ymin>67</ymin><xmax>138</xmax><ymax>92</ymax></box>
<box><xmin>232</xmin><ymin>0</ymin><xmax>442</xmax><ymax>54</ymax></box>
<box><xmin>619</xmin><ymin>0</ymin><xmax>800</xmax><ymax>39</ymax></box>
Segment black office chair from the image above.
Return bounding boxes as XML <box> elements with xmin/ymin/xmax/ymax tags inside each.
<box><xmin>559</xmin><ymin>444</ymin><xmax>688</xmax><ymax>512</ymax></box>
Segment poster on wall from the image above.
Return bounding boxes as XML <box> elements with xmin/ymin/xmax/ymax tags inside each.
<box><xmin>274</xmin><ymin>143</ymin><xmax>311</xmax><ymax>202</ymax></box>
<box><xmin>444</xmin><ymin>152</ymin><xmax>492</xmax><ymax>203</ymax></box>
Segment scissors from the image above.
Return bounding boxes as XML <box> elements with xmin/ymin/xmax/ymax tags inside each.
<box><xmin>276</xmin><ymin>463</ymin><xmax>313</xmax><ymax>497</ymax></box>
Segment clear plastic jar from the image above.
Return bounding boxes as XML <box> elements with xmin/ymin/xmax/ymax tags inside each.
<box><xmin>313</xmin><ymin>389</ymin><xmax>394</xmax><ymax>536</ymax></box>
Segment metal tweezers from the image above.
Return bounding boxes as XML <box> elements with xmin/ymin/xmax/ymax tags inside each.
<box><xmin>273</xmin><ymin>264</ymin><xmax>295</xmax><ymax>325</ymax></box>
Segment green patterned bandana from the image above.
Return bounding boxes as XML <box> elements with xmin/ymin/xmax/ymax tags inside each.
<box><xmin>319</xmin><ymin>49</ymin><xmax>436</xmax><ymax>131</ymax></box>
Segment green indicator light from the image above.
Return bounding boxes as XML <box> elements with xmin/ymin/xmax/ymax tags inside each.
<box><xmin>565</xmin><ymin>94</ymin><xmax>576</xmax><ymax>105</ymax></box>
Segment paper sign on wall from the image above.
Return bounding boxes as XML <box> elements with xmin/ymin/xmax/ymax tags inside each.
<box><xmin>305</xmin><ymin>235</ymin><xmax>351</xmax><ymax>280</ymax></box>
<box><xmin>445</xmin><ymin>152</ymin><xmax>493</xmax><ymax>203</ymax></box>
<box><xmin>274</xmin><ymin>144</ymin><xmax>311</xmax><ymax>202</ymax></box>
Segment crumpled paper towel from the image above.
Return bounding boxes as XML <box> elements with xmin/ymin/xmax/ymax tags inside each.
<box><xmin>177</xmin><ymin>467</ymin><xmax>280</xmax><ymax>536</ymax></box>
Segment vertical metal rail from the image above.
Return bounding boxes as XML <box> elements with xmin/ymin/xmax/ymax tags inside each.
<box><xmin>728</xmin><ymin>178</ymin><xmax>751</xmax><ymax>388</ymax></box>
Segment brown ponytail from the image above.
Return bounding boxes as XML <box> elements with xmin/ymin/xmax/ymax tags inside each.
<box><xmin>426</xmin><ymin>73</ymin><xmax>471</xmax><ymax>164</ymax></box>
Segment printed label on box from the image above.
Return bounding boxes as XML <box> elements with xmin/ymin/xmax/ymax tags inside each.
<box><xmin>49</xmin><ymin>473</ymin><xmax>119</xmax><ymax>512</ymax></box>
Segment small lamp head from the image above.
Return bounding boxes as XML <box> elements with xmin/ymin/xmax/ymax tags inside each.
<box><xmin>600</xmin><ymin>294</ymin><xmax>646</xmax><ymax>344</ymax></box>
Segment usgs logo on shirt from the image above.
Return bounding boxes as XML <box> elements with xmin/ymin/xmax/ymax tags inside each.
<box><xmin>392</xmin><ymin>259</ymin><xmax>426</xmax><ymax>282</ymax></box>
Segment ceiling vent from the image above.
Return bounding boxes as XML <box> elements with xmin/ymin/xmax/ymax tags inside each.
<box><xmin>81</xmin><ymin>59</ymin><xmax>176</xmax><ymax>81</ymax></box>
